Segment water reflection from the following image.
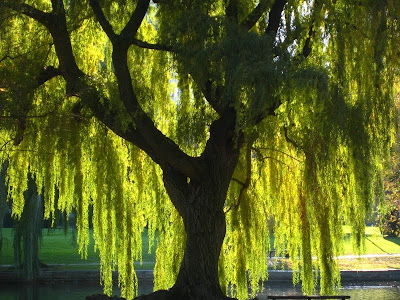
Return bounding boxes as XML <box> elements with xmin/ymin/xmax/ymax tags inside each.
<box><xmin>258</xmin><ymin>282</ymin><xmax>400</xmax><ymax>300</ymax></box>
<box><xmin>0</xmin><ymin>281</ymin><xmax>399</xmax><ymax>300</ymax></box>
<box><xmin>0</xmin><ymin>280</ymin><xmax>153</xmax><ymax>300</ymax></box>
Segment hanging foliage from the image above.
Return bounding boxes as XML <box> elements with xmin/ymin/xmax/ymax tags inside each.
<box><xmin>0</xmin><ymin>1</ymin><xmax>399</xmax><ymax>299</ymax></box>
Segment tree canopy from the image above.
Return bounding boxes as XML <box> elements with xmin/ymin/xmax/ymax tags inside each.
<box><xmin>0</xmin><ymin>1</ymin><xmax>399</xmax><ymax>299</ymax></box>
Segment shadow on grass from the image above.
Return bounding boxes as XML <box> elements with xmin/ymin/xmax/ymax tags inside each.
<box><xmin>384</xmin><ymin>235</ymin><xmax>400</xmax><ymax>246</ymax></box>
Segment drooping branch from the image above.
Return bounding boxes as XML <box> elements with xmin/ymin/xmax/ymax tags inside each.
<box><xmin>0</xmin><ymin>54</ymin><xmax>10</xmax><ymax>64</ymax></box>
<box><xmin>89</xmin><ymin>2</ymin><xmax>206</xmax><ymax>181</ymax></box>
<box><xmin>94</xmin><ymin>1</ymin><xmax>205</xmax><ymax>181</ymax></box>
<box><xmin>3</xmin><ymin>0</ymin><xmax>204</xmax><ymax>182</ymax></box>
<box><xmin>0</xmin><ymin>42</ymin><xmax>54</xmax><ymax>66</ymax></box>
<box><xmin>265</xmin><ymin>0</ymin><xmax>287</xmax><ymax>39</ymax></box>
<box><xmin>78</xmin><ymin>84</ymin><xmax>205</xmax><ymax>181</ymax></box>
<box><xmin>252</xmin><ymin>146</ymin><xmax>302</xmax><ymax>163</ymax></box>
<box><xmin>0</xmin><ymin>66</ymin><xmax>61</xmax><ymax>146</ymax></box>
<box><xmin>252</xmin><ymin>147</ymin><xmax>294</xmax><ymax>171</ymax></box>
<box><xmin>6</xmin><ymin>0</ymin><xmax>83</xmax><ymax>88</ymax></box>
<box><xmin>240</xmin><ymin>0</ymin><xmax>270</xmax><ymax>31</ymax></box>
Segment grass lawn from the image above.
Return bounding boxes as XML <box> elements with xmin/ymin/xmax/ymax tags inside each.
<box><xmin>1</xmin><ymin>226</ymin><xmax>399</xmax><ymax>271</ymax></box>
<box><xmin>0</xmin><ymin>228</ymin><xmax>156</xmax><ymax>271</ymax></box>
<box><xmin>337</xmin><ymin>256</ymin><xmax>400</xmax><ymax>270</ymax></box>
<box><xmin>341</xmin><ymin>225</ymin><xmax>400</xmax><ymax>255</ymax></box>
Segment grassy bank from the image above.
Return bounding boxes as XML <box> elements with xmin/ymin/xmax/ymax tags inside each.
<box><xmin>0</xmin><ymin>228</ymin><xmax>155</xmax><ymax>270</ymax></box>
<box><xmin>1</xmin><ymin>226</ymin><xmax>399</xmax><ymax>271</ymax></box>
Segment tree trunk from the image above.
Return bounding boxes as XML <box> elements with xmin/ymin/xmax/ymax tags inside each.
<box><xmin>135</xmin><ymin>113</ymin><xmax>242</xmax><ymax>300</ymax></box>
<box><xmin>151</xmin><ymin>153</ymin><xmax>238</xmax><ymax>299</ymax></box>
<box><xmin>170</xmin><ymin>182</ymin><xmax>229</xmax><ymax>299</ymax></box>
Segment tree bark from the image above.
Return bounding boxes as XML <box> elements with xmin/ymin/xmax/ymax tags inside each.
<box><xmin>136</xmin><ymin>171</ymin><xmax>234</xmax><ymax>300</ymax></box>
<box><xmin>169</xmin><ymin>179</ymin><xmax>230</xmax><ymax>299</ymax></box>
<box><xmin>145</xmin><ymin>119</ymin><xmax>241</xmax><ymax>300</ymax></box>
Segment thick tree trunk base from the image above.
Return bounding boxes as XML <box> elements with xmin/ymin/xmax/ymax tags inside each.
<box><xmin>134</xmin><ymin>289</ymin><xmax>241</xmax><ymax>300</ymax></box>
<box><xmin>85</xmin><ymin>290</ymin><xmax>240</xmax><ymax>300</ymax></box>
<box><xmin>85</xmin><ymin>294</ymin><xmax>125</xmax><ymax>300</ymax></box>
<box><xmin>133</xmin><ymin>289</ymin><xmax>262</xmax><ymax>300</ymax></box>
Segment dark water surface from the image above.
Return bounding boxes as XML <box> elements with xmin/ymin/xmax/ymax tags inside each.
<box><xmin>259</xmin><ymin>282</ymin><xmax>400</xmax><ymax>300</ymax></box>
<box><xmin>0</xmin><ymin>281</ymin><xmax>151</xmax><ymax>300</ymax></box>
<box><xmin>0</xmin><ymin>281</ymin><xmax>399</xmax><ymax>300</ymax></box>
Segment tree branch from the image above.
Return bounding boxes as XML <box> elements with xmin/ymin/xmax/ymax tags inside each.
<box><xmin>89</xmin><ymin>0</ymin><xmax>117</xmax><ymax>42</ymax></box>
<box><xmin>283</xmin><ymin>126</ymin><xmax>304</xmax><ymax>151</ymax></box>
<box><xmin>301</xmin><ymin>1</ymin><xmax>324</xmax><ymax>58</ymax></box>
<box><xmin>0</xmin><ymin>1</ymin><xmax>51</xmax><ymax>26</ymax></box>
<box><xmin>266</xmin><ymin>0</ymin><xmax>287</xmax><ymax>39</ymax></box>
<box><xmin>50</xmin><ymin>0</ymin><xmax>63</xmax><ymax>13</ymax></box>
<box><xmin>2</xmin><ymin>0</ymin><xmax>203</xmax><ymax>181</ymax></box>
<box><xmin>188</xmin><ymin>73</ymin><xmax>225</xmax><ymax>115</ymax></box>
<box><xmin>231</xmin><ymin>177</ymin><xmax>246</xmax><ymax>186</ymax></box>
<box><xmin>252</xmin><ymin>147</ymin><xmax>294</xmax><ymax>171</ymax></box>
<box><xmin>35</xmin><ymin>66</ymin><xmax>62</xmax><ymax>87</ymax></box>
<box><xmin>226</xmin><ymin>0</ymin><xmax>239</xmax><ymax>24</ymax></box>
<box><xmin>0</xmin><ymin>54</ymin><xmax>10</xmax><ymax>64</ymax></box>
<box><xmin>120</xmin><ymin>0</ymin><xmax>150</xmax><ymax>42</ymax></box>
<box><xmin>252</xmin><ymin>146</ymin><xmax>302</xmax><ymax>163</ymax></box>
<box><xmin>78</xmin><ymin>83</ymin><xmax>204</xmax><ymax>181</ymax></box>
<box><xmin>0</xmin><ymin>137</ymin><xmax>16</xmax><ymax>151</ymax></box>
<box><xmin>240</xmin><ymin>0</ymin><xmax>270</xmax><ymax>31</ymax></box>
<box><xmin>225</xmin><ymin>142</ymin><xmax>252</xmax><ymax>213</ymax></box>
<box><xmin>0</xmin><ymin>111</ymin><xmax>57</xmax><ymax>119</ymax></box>
<box><xmin>302</xmin><ymin>25</ymin><xmax>313</xmax><ymax>58</ymax></box>
<box><xmin>131</xmin><ymin>38</ymin><xmax>174</xmax><ymax>52</ymax></box>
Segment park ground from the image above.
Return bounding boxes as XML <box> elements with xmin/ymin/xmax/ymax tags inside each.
<box><xmin>0</xmin><ymin>226</ymin><xmax>399</xmax><ymax>272</ymax></box>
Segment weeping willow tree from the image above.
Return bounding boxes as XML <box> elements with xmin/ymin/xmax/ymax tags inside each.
<box><xmin>0</xmin><ymin>0</ymin><xmax>399</xmax><ymax>299</ymax></box>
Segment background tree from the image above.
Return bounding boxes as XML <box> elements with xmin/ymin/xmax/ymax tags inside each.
<box><xmin>12</xmin><ymin>174</ymin><xmax>44</xmax><ymax>280</ymax></box>
<box><xmin>0</xmin><ymin>1</ymin><xmax>399</xmax><ymax>299</ymax></box>
<box><xmin>1</xmin><ymin>162</ymin><xmax>79</xmax><ymax>280</ymax></box>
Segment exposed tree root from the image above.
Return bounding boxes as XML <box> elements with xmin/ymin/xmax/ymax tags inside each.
<box><xmin>86</xmin><ymin>290</ymin><xmax>262</xmax><ymax>300</ymax></box>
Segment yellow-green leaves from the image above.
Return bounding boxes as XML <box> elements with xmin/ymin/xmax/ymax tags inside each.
<box><xmin>1</xmin><ymin>1</ymin><xmax>399</xmax><ymax>299</ymax></box>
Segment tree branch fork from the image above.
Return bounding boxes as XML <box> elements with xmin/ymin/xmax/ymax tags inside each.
<box><xmin>0</xmin><ymin>0</ymin><xmax>294</xmax><ymax>189</ymax></box>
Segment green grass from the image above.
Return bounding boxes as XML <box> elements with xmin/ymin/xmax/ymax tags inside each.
<box><xmin>0</xmin><ymin>228</ymin><xmax>156</xmax><ymax>270</ymax></box>
<box><xmin>1</xmin><ymin>226</ymin><xmax>399</xmax><ymax>272</ymax></box>
<box><xmin>341</xmin><ymin>225</ymin><xmax>400</xmax><ymax>255</ymax></box>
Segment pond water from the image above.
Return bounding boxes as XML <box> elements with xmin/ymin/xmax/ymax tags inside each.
<box><xmin>258</xmin><ymin>282</ymin><xmax>400</xmax><ymax>300</ymax></box>
<box><xmin>0</xmin><ymin>281</ymin><xmax>399</xmax><ymax>300</ymax></box>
